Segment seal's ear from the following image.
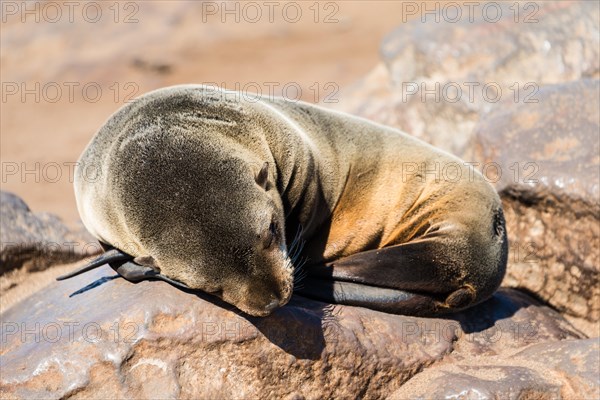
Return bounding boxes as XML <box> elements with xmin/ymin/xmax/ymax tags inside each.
<box><xmin>255</xmin><ymin>162</ymin><xmax>269</xmax><ymax>190</ymax></box>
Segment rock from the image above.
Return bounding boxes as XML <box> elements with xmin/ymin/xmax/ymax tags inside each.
<box><xmin>0</xmin><ymin>264</ymin><xmax>587</xmax><ymax>399</ymax></box>
<box><xmin>0</xmin><ymin>191</ymin><xmax>99</xmax><ymax>274</ymax></box>
<box><xmin>334</xmin><ymin>1</ymin><xmax>599</xmax><ymax>157</ymax></box>
<box><xmin>390</xmin><ymin>339</ymin><xmax>600</xmax><ymax>400</ymax></box>
<box><xmin>474</xmin><ymin>80</ymin><xmax>600</xmax><ymax>337</ymax></box>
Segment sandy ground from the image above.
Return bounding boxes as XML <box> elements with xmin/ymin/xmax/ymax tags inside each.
<box><xmin>1</xmin><ymin>1</ymin><xmax>414</xmax><ymax>228</ymax></box>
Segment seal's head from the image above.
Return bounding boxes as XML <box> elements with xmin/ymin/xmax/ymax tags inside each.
<box><xmin>102</xmin><ymin>90</ymin><xmax>295</xmax><ymax>317</ymax></box>
<box><xmin>200</xmin><ymin>161</ymin><xmax>293</xmax><ymax>317</ymax></box>
<box><xmin>146</xmin><ymin>158</ymin><xmax>293</xmax><ymax>318</ymax></box>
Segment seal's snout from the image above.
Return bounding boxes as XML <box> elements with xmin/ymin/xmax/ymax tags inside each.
<box><xmin>221</xmin><ymin>271</ymin><xmax>293</xmax><ymax>317</ymax></box>
<box><xmin>259</xmin><ymin>282</ymin><xmax>291</xmax><ymax>314</ymax></box>
<box><xmin>253</xmin><ymin>276</ymin><xmax>293</xmax><ymax>316</ymax></box>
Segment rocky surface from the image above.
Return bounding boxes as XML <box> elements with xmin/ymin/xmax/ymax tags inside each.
<box><xmin>335</xmin><ymin>1</ymin><xmax>599</xmax><ymax>158</ymax></box>
<box><xmin>474</xmin><ymin>80</ymin><xmax>600</xmax><ymax>337</ymax></box>
<box><xmin>0</xmin><ymin>191</ymin><xmax>99</xmax><ymax>274</ymax></box>
<box><xmin>0</xmin><ymin>264</ymin><xmax>595</xmax><ymax>399</ymax></box>
<box><xmin>391</xmin><ymin>338</ymin><xmax>600</xmax><ymax>400</ymax></box>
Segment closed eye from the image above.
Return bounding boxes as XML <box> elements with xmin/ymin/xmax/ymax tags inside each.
<box><xmin>264</xmin><ymin>220</ymin><xmax>279</xmax><ymax>248</ymax></box>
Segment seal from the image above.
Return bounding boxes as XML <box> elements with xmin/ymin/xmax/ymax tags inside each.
<box><xmin>58</xmin><ymin>84</ymin><xmax>507</xmax><ymax>317</ymax></box>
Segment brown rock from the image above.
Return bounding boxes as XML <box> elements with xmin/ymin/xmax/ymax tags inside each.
<box><xmin>474</xmin><ymin>80</ymin><xmax>600</xmax><ymax>336</ymax></box>
<box><xmin>390</xmin><ymin>339</ymin><xmax>599</xmax><ymax>400</ymax></box>
<box><xmin>335</xmin><ymin>1</ymin><xmax>599</xmax><ymax>158</ymax></box>
<box><xmin>0</xmin><ymin>264</ymin><xmax>586</xmax><ymax>399</ymax></box>
<box><xmin>0</xmin><ymin>191</ymin><xmax>99</xmax><ymax>274</ymax></box>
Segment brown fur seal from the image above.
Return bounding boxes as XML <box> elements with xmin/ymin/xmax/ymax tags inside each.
<box><xmin>58</xmin><ymin>84</ymin><xmax>507</xmax><ymax>317</ymax></box>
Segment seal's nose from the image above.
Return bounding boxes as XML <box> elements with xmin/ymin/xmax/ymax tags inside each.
<box><xmin>264</xmin><ymin>299</ymin><xmax>280</xmax><ymax>313</ymax></box>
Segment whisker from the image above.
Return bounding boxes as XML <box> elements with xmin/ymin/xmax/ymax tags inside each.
<box><xmin>285</xmin><ymin>223</ymin><xmax>312</xmax><ymax>291</ymax></box>
<box><xmin>294</xmin><ymin>240</ymin><xmax>306</xmax><ymax>261</ymax></box>
<box><xmin>293</xmin><ymin>264</ymin><xmax>307</xmax><ymax>277</ymax></box>
<box><xmin>287</xmin><ymin>227</ymin><xmax>300</xmax><ymax>258</ymax></box>
<box><xmin>292</xmin><ymin>255</ymin><xmax>310</xmax><ymax>286</ymax></box>
<box><xmin>288</xmin><ymin>224</ymin><xmax>305</xmax><ymax>259</ymax></box>
<box><xmin>293</xmin><ymin>268</ymin><xmax>307</xmax><ymax>282</ymax></box>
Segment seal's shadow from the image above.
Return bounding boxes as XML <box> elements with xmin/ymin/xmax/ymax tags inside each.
<box><xmin>246</xmin><ymin>288</ymin><xmax>534</xmax><ymax>360</ymax></box>
<box><xmin>69</xmin><ymin>275</ymin><xmax>120</xmax><ymax>297</ymax></box>
<box><xmin>71</xmin><ymin>274</ymin><xmax>533</xmax><ymax>361</ymax></box>
<box><xmin>438</xmin><ymin>288</ymin><xmax>536</xmax><ymax>334</ymax></box>
<box><xmin>69</xmin><ymin>274</ymin><xmax>330</xmax><ymax>360</ymax></box>
<box><xmin>244</xmin><ymin>297</ymin><xmax>334</xmax><ymax>360</ymax></box>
